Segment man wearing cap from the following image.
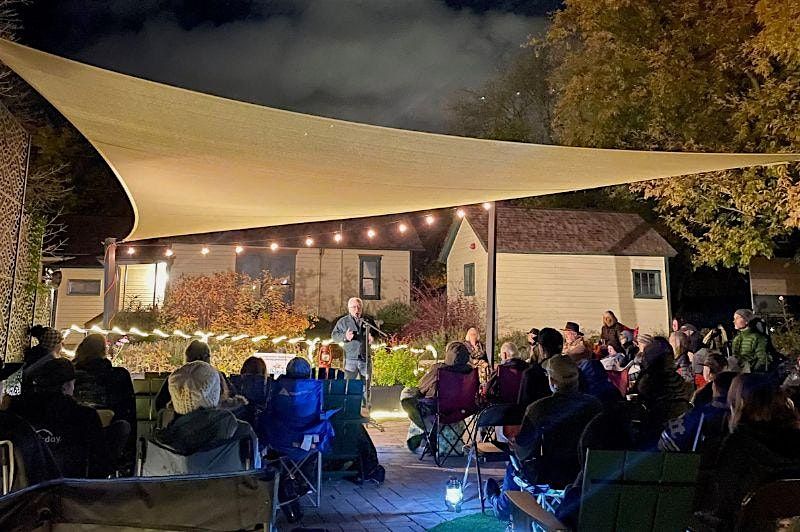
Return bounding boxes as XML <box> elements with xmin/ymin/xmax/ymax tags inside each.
<box><xmin>561</xmin><ymin>322</ymin><xmax>589</xmax><ymax>362</ymax></box>
<box><xmin>731</xmin><ymin>309</ymin><xmax>770</xmax><ymax>372</ymax></box>
<box><xmin>485</xmin><ymin>355</ymin><xmax>602</xmax><ymax>521</ymax></box>
<box><xmin>9</xmin><ymin>358</ymin><xmax>112</xmax><ymax>478</ymax></box>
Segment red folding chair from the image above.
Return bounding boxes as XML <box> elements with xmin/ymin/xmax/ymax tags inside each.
<box><xmin>419</xmin><ymin>368</ymin><xmax>480</xmax><ymax>467</ymax></box>
<box><xmin>606</xmin><ymin>367</ymin><xmax>629</xmax><ymax>396</ymax></box>
<box><xmin>497</xmin><ymin>365</ymin><xmax>524</xmax><ymax>405</ymax></box>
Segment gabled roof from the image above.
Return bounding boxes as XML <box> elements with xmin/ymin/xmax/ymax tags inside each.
<box><xmin>441</xmin><ymin>205</ymin><xmax>676</xmax><ymax>259</ymax></box>
<box><xmin>0</xmin><ymin>40</ymin><xmax>796</xmax><ymax>241</ymax></box>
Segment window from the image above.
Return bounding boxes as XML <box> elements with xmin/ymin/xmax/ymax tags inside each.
<box><xmin>632</xmin><ymin>270</ymin><xmax>662</xmax><ymax>299</ymax></box>
<box><xmin>359</xmin><ymin>256</ymin><xmax>381</xmax><ymax>300</ymax></box>
<box><xmin>68</xmin><ymin>279</ymin><xmax>101</xmax><ymax>296</ymax></box>
<box><xmin>463</xmin><ymin>263</ymin><xmax>475</xmax><ymax>296</ymax></box>
<box><xmin>235</xmin><ymin>249</ymin><xmax>296</xmax><ymax>304</ymax></box>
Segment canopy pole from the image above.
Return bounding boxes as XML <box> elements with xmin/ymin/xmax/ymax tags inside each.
<box><xmin>102</xmin><ymin>238</ymin><xmax>117</xmax><ymax>329</ymax></box>
<box><xmin>486</xmin><ymin>202</ymin><xmax>497</xmax><ymax>367</ymax></box>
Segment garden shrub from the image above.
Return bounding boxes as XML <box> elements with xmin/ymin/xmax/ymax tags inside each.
<box><xmin>376</xmin><ymin>302</ymin><xmax>415</xmax><ymax>334</ymax></box>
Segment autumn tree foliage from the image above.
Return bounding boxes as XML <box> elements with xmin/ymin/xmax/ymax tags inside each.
<box><xmin>160</xmin><ymin>271</ymin><xmax>311</xmax><ymax>337</ymax></box>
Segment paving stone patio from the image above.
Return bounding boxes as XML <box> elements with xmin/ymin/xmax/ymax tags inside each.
<box><xmin>275</xmin><ymin>420</ymin><xmax>506</xmax><ymax>531</ymax></box>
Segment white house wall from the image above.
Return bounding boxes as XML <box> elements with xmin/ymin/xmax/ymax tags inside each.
<box><xmin>55</xmin><ymin>268</ymin><xmax>104</xmax><ymax>345</ymax></box>
<box><xmin>446</xmin><ymin>220</ymin><xmax>487</xmax><ymax>303</ymax></box>
<box><xmin>169</xmin><ymin>244</ymin><xmax>236</xmax><ymax>278</ymax></box>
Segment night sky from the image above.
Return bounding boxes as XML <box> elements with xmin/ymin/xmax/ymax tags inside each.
<box><xmin>22</xmin><ymin>0</ymin><xmax>555</xmax><ymax>132</ymax></box>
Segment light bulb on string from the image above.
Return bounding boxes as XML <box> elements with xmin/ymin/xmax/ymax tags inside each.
<box><xmin>367</xmin><ymin>228</ymin><xmax>376</xmax><ymax>239</ymax></box>
<box><xmin>334</xmin><ymin>233</ymin><xmax>342</xmax><ymax>243</ymax></box>
<box><xmin>305</xmin><ymin>237</ymin><xmax>314</xmax><ymax>247</ymax></box>
<box><xmin>164</xmin><ymin>248</ymin><xmax>174</xmax><ymax>257</ymax></box>
<box><xmin>270</xmin><ymin>242</ymin><xmax>279</xmax><ymax>251</ymax></box>
<box><xmin>201</xmin><ymin>246</ymin><xmax>210</xmax><ymax>255</ymax></box>
<box><xmin>126</xmin><ymin>246</ymin><xmax>135</xmax><ymax>255</ymax></box>
<box><xmin>425</xmin><ymin>214</ymin><xmax>435</xmax><ymax>225</ymax></box>
<box><xmin>482</xmin><ymin>202</ymin><xmax>492</xmax><ymax>211</ymax></box>
<box><xmin>456</xmin><ymin>209</ymin><xmax>466</xmax><ymax>218</ymax></box>
<box><xmin>398</xmin><ymin>223</ymin><xmax>408</xmax><ymax>234</ymax></box>
<box><xmin>235</xmin><ymin>245</ymin><xmax>244</xmax><ymax>254</ymax></box>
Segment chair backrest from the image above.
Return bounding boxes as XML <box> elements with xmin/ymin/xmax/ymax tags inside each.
<box><xmin>138</xmin><ymin>435</ymin><xmax>255</xmax><ymax>477</ymax></box>
<box><xmin>0</xmin><ymin>471</ymin><xmax>277</xmax><ymax>531</ymax></box>
<box><xmin>577</xmin><ymin>450</ymin><xmax>700</xmax><ymax>532</ymax></box>
<box><xmin>497</xmin><ymin>365</ymin><xmax>524</xmax><ymax>404</ymax></box>
<box><xmin>475</xmin><ymin>404</ymin><xmax>523</xmax><ymax>429</ymax></box>
<box><xmin>437</xmin><ymin>368</ymin><xmax>479</xmax><ymax>423</ymax></box>
<box><xmin>737</xmin><ymin>478</ymin><xmax>800</xmax><ymax>530</ymax></box>
<box><xmin>606</xmin><ymin>368</ymin><xmax>629</xmax><ymax>396</ymax></box>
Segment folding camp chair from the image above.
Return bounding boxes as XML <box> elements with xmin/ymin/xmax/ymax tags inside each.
<box><xmin>496</xmin><ymin>365</ymin><xmax>524</xmax><ymax>405</ymax></box>
<box><xmin>606</xmin><ymin>366</ymin><xmax>629</xmax><ymax>396</ymax></box>
<box><xmin>136</xmin><ymin>433</ymin><xmax>258</xmax><ymax>477</ymax></box>
<box><xmin>462</xmin><ymin>404</ymin><xmax>524</xmax><ymax>512</ymax></box>
<box><xmin>737</xmin><ymin>477</ymin><xmax>800</xmax><ymax>531</ymax></box>
<box><xmin>508</xmin><ymin>450</ymin><xmax>701</xmax><ymax>531</ymax></box>
<box><xmin>257</xmin><ymin>377</ymin><xmax>336</xmax><ymax>508</ymax></box>
<box><xmin>419</xmin><ymin>368</ymin><xmax>480</xmax><ymax>467</ymax></box>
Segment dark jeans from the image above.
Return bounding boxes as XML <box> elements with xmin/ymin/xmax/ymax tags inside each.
<box><xmin>489</xmin><ymin>463</ymin><xmax>519</xmax><ymax>521</ymax></box>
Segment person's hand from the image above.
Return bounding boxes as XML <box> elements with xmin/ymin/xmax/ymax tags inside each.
<box><xmin>345</xmin><ymin>328</ymin><xmax>355</xmax><ymax>341</ymax></box>
<box><xmin>368</xmin><ymin>334</ymin><xmax>374</xmax><ymax>344</ymax></box>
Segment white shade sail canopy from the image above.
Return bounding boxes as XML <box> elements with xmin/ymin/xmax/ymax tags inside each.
<box><xmin>1</xmin><ymin>39</ymin><xmax>798</xmax><ymax>241</ymax></box>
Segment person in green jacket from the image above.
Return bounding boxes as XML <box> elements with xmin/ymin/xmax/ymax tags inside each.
<box><xmin>731</xmin><ymin>309</ymin><xmax>770</xmax><ymax>372</ymax></box>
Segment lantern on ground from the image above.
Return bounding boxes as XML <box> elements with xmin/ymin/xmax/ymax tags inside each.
<box><xmin>445</xmin><ymin>476</ymin><xmax>463</xmax><ymax>512</ymax></box>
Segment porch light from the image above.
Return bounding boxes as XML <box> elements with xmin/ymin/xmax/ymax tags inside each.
<box><xmin>425</xmin><ymin>214</ymin><xmax>435</xmax><ymax>225</ymax></box>
<box><xmin>456</xmin><ymin>208</ymin><xmax>465</xmax><ymax>218</ymax></box>
<box><xmin>445</xmin><ymin>477</ymin><xmax>463</xmax><ymax>512</ymax></box>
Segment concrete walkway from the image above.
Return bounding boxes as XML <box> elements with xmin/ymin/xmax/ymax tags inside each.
<box><xmin>275</xmin><ymin>420</ymin><xmax>506</xmax><ymax>531</ymax></box>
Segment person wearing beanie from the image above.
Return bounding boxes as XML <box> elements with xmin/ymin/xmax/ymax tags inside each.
<box><xmin>8</xmin><ymin>325</ymin><xmax>64</xmax><ymax>396</ymax></box>
<box><xmin>154</xmin><ymin>361</ymin><xmax>255</xmax><ymax>456</ymax></box>
<box><xmin>731</xmin><ymin>309</ymin><xmax>771</xmax><ymax>372</ymax></box>
<box><xmin>518</xmin><ymin>327</ymin><xmax>563</xmax><ymax>407</ymax></box>
<box><xmin>8</xmin><ymin>358</ymin><xmax>112</xmax><ymax>478</ymax></box>
<box><xmin>485</xmin><ymin>355</ymin><xmax>602</xmax><ymax>522</ymax></box>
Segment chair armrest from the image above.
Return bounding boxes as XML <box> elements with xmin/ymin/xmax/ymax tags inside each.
<box><xmin>506</xmin><ymin>491</ymin><xmax>569</xmax><ymax>531</ymax></box>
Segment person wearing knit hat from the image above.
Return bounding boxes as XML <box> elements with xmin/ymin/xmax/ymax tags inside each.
<box><xmin>731</xmin><ymin>309</ymin><xmax>771</xmax><ymax>372</ymax></box>
<box><xmin>7</xmin><ymin>357</ymin><xmax>113</xmax><ymax>478</ymax></box>
<box><xmin>17</xmin><ymin>325</ymin><xmax>64</xmax><ymax>394</ymax></box>
<box><xmin>154</xmin><ymin>360</ymin><xmax>255</xmax><ymax>456</ymax></box>
<box><xmin>484</xmin><ymin>354</ymin><xmax>602</xmax><ymax>522</ymax></box>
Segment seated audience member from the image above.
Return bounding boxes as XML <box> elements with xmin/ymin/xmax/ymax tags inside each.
<box><xmin>692</xmin><ymin>351</ymin><xmax>729</xmax><ymax>407</ymax></box>
<box><xmin>155</xmin><ymin>340</ymin><xmax>244</xmax><ymax>413</ymax></box>
<box><xmin>660</xmin><ymin>371</ymin><xmax>736</xmax><ymax>455</ymax></box>
<box><xmin>561</xmin><ymin>322</ymin><xmax>589</xmax><ymax>362</ymax></box>
<box><xmin>518</xmin><ymin>328</ymin><xmax>562</xmax><ymax>407</ymax></box>
<box><xmin>0</xmin><ymin>409</ymin><xmax>61</xmax><ymax>489</ymax></box>
<box><xmin>705</xmin><ymin>374</ymin><xmax>800</xmax><ymax>527</ymax></box>
<box><xmin>680</xmin><ymin>323</ymin><xmax>704</xmax><ymax>354</ymax></box>
<box><xmin>154</xmin><ymin>360</ymin><xmax>254</xmax><ymax>455</ymax></box>
<box><xmin>241</xmin><ymin>356</ymin><xmax>267</xmax><ymax>376</ymax></box>
<box><xmin>600</xmin><ymin>310</ymin><xmax>626</xmax><ymax>353</ymax></box>
<box><xmin>485</xmin><ymin>355</ymin><xmax>602</xmax><ymax>522</ymax></box>
<box><xmin>234</xmin><ymin>356</ymin><xmax>269</xmax><ymax>425</ymax></box>
<box><xmin>627</xmin><ymin>333</ymin><xmax>653</xmax><ymax>388</ymax></box>
<box><xmin>72</xmin><ymin>334</ymin><xmax>135</xmax><ymax>460</ymax></box>
<box><xmin>631</xmin><ymin>336</ymin><xmax>693</xmax><ymax>444</ymax></box>
<box><xmin>464</xmin><ymin>327</ymin><xmax>490</xmax><ymax>383</ymax></box>
<box><xmin>670</xmin><ymin>330</ymin><xmax>694</xmax><ymax>384</ymax></box>
<box><xmin>485</xmin><ymin>342</ymin><xmax>528</xmax><ymax>403</ymax></box>
<box><xmin>6</xmin><ymin>325</ymin><xmax>63</xmax><ymax>396</ymax></box>
<box><xmin>400</xmin><ymin>341</ymin><xmax>473</xmax><ymax>452</ymax></box>
<box><xmin>578</xmin><ymin>358</ymin><xmax>623</xmax><ymax>409</ymax></box>
<box><xmin>605</xmin><ymin>329</ymin><xmax>638</xmax><ymax>368</ymax></box>
<box><xmin>9</xmin><ymin>358</ymin><xmax>112</xmax><ymax>478</ymax></box>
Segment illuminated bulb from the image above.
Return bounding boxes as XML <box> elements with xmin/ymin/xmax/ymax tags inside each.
<box><xmin>367</xmin><ymin>228</ymin><xmax>376</xmax><ymax>239</ymax></box>
<box><xmin>334</xmin><ymin>233</ymin><xmax>342</xmax><ymax>243</ymax></box>
<box><xmin>482</xmin><ymin>202</ymin><xmax>492</xmax><ymax>210</ymax></box>
<box><xmin>398</xmin><ymin>223</ymin><xmax>408</xmax><ymax>233</ymax></box>
<box><xmin>164</xmin><ymin>248</ymin><xmax>174</xmax><ymax>257</ymax></box>
<box><xmin>235</xmin><ymin>245</ymin><xmax>244</xmax><ymax>254</ymax></box>
<box><xmin>201</xmin><ymin>246</ymin><xmax>210</xmax><ymax>255</ymax></box>
<box><xmin>270</xmin><ymin>242</ymin><xmax>279</xmax><ymax>251</ymax></box>
<box><xmin>425</xmin><ymin>214</ymin><xmax>435</xmax><ymax>225</ymax></box>
<box><xmin>305</xmin><ymin>237</ymin><xmax>314</xmax><ymax>247</ymax></box>
<box><xmin>456</xmin><ymin>209</ymin><xmax>466</xmax><ymax>218</ymax></box>
<box><xmin>126</xmin><ymin>246</ymin><xmax>135</xmax><ymax>255</ymax></box>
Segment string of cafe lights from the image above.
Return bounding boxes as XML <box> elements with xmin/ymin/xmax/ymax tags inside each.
<box><xmin>119</xmin><ymin>203</ymin><xmax>492</xmax><ymax>257</ymax></box>
<box><xmin>59</xmin><ymin>324</ymin><xmax>439</xmax><ymax>360</ymax></box>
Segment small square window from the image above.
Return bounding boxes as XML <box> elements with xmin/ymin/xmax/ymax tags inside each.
<box><xmin>360</xmin><ymin>256</ymin><xmax>381</xmax><ymax>300</ymax></box>
<box><xmin>68</xmin><ymin>279</ymin><xmax>101</xmax><ymax>296</ymax></box>
<box><xmin>464</xmin><ymin>263</ymin><xmax>475</xmax><ymax>296</ymax></box>
<box><xmin>632</xmin><ymin>270</ymin><xmax>662</xmax><ymax>299</ymax></box>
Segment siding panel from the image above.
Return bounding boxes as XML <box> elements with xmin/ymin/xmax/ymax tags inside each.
<box><xmin>56</xmin><ymin>268</ymin><xmax>105</xmax><ymax>345</ymax></box>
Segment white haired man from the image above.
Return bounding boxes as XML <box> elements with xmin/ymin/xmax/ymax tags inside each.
<box><xmin>331</xmin><ymin>297</ymin><xmax>377</xmax><ymax>381</ymax></box>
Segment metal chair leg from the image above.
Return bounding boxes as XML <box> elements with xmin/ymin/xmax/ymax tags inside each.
<box><xmin>316</xmin><ymin>451</ymin><xmax>322</xmax><ymax>508</ymax></box>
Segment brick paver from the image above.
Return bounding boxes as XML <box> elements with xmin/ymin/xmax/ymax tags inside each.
<box><xmin>275</xmin><ymin>420</ymin><xmax>506</xmax><ymax>531</ymax></box>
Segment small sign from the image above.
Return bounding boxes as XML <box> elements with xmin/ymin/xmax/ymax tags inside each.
<box><xmin>254</xmin><ymin>352</ymin><xmax>296</xmax><ymax>376</ymax></box>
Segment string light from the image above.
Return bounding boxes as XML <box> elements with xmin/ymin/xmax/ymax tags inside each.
<box><xmin>334</xmin><ymin>233</ymin><xmax>342</xmax><ymax>243</ymax></box>
<box><xmin>482</xmin><ymin>202</ymin><xmax>492</xmax><ymax>210</ymax></box>
<box><xmin>457</xmin><ymin>209</ymin><xmax>466</xmax><ymax>218</ymax></box>
<box><xmin>126</xmin><ymin>247</ymin><xmax>136</xmax><ymax>255</ymax></box>
<box><xmin>164</xmin><ymin>248</ymin><xmax>174</xmax><ymax>257</ymax></box>
<box><xmin>201</xmin><ymin>246</ymin><xmax>210</xmax><ymax>255</ymax></box>
<box><xmin>235</xmin><ymin>245</ymin><xmax>244</xmax><ymax>254</ymax></box>
<box><xmin>398</xmin><ymin>223</ymin><xmax>408</xmax><ymax>234</ymax></box>
<box><xmin>272</xmin><ymin>335</ymin><xmax>287</xmax><ymax>344</ymax></box>
<box><xmin>305</xmin><ymin>237</ymin><xmax>314</xmax><ymax>247</ymax></box>
<box><xmin>152</xmin><ymin>329</ymin><xmax>170</xmax><ymax>338</ymax></box>
<box><xmin>425</xmin><ymin>214</ymin><xmax>435</xmax><ymax>225</ymax></box>
<box><xmin>367</xmin><ymin>228</ymin><xmax>376</xmax><ymax>239</ymax></box>
<box><xmin>270</xmin><ymin>242</ymin><xmax>279</xmax><ymax>251</ymax></box>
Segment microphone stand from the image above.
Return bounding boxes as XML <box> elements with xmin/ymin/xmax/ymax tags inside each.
<box><xmin>360</xmin><ymin>318</ymin><xmax>388</xmax><ymax>432</ymax></box>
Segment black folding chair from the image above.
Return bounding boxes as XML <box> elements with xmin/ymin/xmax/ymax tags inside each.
<box><xmin>419</xmin><ymin>368</ymin><xmax>480</xmax><ymax>467</ymax></box>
